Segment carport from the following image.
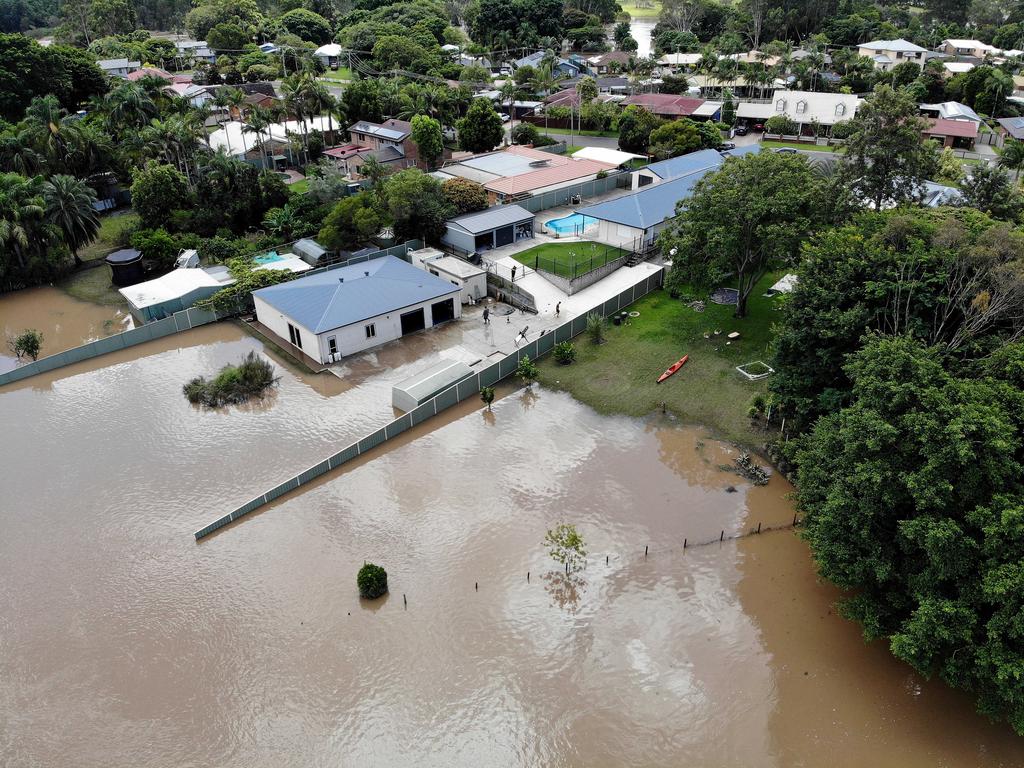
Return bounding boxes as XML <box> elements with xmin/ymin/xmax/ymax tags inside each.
<box><xmin>442</xmin><ymin>205</ymin><xmax>535</xmax><ymax>256</ymax></box>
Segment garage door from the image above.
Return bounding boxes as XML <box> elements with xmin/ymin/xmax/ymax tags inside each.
<box><xmin>400</xmin><ymin>308</ymin><xmax>425</xmax><ymax>335</ymax></box>
<box><xmin>431</xmin><ymin>298</ymin><xmax>455</xmax><ymax>325</ymax></box>
<box><xmin>494</xmin><ymin>224</ymin><xmax>514</xmax><ymax>247</ymax></box>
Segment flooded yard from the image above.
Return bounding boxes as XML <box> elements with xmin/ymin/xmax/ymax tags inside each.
<box><xmin>1</xmin><ymin>327</ymin><xmax>1020</xmax><ymax>766</ymax></box>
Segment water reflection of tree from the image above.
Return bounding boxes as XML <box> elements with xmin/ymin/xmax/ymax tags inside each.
<box><xmin>542</xmin><ymin>570</ymin><xmax>587</xmax><ymax>613</ymax></box>
<box><xmin>482</xmin><ymin>409</ymin><xmax>496</xmax><ymax>427</ymax></box>
<box><xmin>519</xmin><ymin>387</ymin><xmax>538</xmax><ymax>410</ymax></box>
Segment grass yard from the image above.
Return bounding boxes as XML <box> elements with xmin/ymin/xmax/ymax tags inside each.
<box><xmin>760</xmin><ymin>140</ymin><xmax>839</xmax><ymax>153</ymax></box>
<box><xmin>60</xmin><ymin>211</ymin><xmax>140</xmax><ymax>306</ymax></box>
<box><xmin>513</xmin><ymin>241</ymin><xmax>630</xmax><ymax>279</ymax></box>
<box><xmin>321</xmin><ymin>68</ymin><xmax>353</xmax><ymax>81</ymax></box>
<box><xmin>79</xmin><ymin>211</ymin><xmax>139</xmax><ymax>263</ymax></box>
<box><xmin>537</xmin><ymin>271</ymin><xmax>785</xmax><ymax>448</ymax></box>
<box><xmin>618</xmin><ymin>0</ymin><xmax>661</xmax><ymax>16</ymax></box>
<box><xmin>542</xmin><ymin>127</ymin><xmax>620</xmax><ymax>138</ymax></box>
<box><xmin>288</xmin><ymin>178</ymin><xmax>310</xmax><ymax>193</ymax></box>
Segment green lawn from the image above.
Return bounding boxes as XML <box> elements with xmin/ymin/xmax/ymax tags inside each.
<box><xmin>564</xmin><ymin>145</ymin><xmax>584</xmax><ymax>155</ymax></box>
<box><xmin>288</xmin><ymin>178</ymin><xmax>310</xmax><ymax>193</ymax></box>
<box><xmin>321</xmin><ymin>68</ymin><xmax>353</xmax><ymax>81</ymax></box>
<box><xmin>760</xmin><ymin>140</ymin><xmax>839</xmax><ymax>153</ymax></box>
<box><xmin>514</xmin><ymin>241</ymin><xmax>630</xmax><ymax>279</ymax></box>
<box><xmin>537</xmin><ymin>272</ymin><xmax>785</xmax><ymax>448</ymax></box>
<box><xmin>542</xmin><ymin>127</ymin><xmax>620</xmax><ymax>138</ymax></box>
<box><xmin>60</xmin><ymin>211</ymin><xmax>140</xmax><ymax>306</ymax></box>
<box><xmin>79</xmin><ymin>211</ymin><xmax>139</xmax><ymax>263</ymax></box>
<box><xmin>618</xmin><ymin>0</ymin><xmax>661</xmax><ymax>16</ymax></box>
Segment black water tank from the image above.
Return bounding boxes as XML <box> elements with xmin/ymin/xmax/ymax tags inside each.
<box><xmin>105</xmin><ymin>248</ymin><xmax>144</xmax><ymax>287</ymax></box>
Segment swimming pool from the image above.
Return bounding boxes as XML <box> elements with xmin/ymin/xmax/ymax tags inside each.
<box><xmin>254</xmin><ymin>251</ymin><xmax>283</xmax><ymax>264</ymax></box>
<box><xmin>545</xmin><ymin>213</ymin><xmax>596</xmax><ymax>235</ymax></box>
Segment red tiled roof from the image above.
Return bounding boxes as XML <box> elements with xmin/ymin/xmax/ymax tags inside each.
<box><xmin>923</xmin><ymin>117</ymin><xmax>978</xmax><ymax>138</ymax></box>
<box><xmin>324</xmin><ymin>144</ymin><xmax>371</xmax><ymax>159</ymax></box>
<box><xmin>622</xmin><ymin>93</ymin><xmax>705</xmax><ymax>116</ymax></box>
<box><xmin>127</xmin><ymin>67</ymin><xmax>172</xmax><ymax>82</ymax></box>
<box><xmin>484</xmin><ymin>145</ymin><xmax>616</xmax><ymax>195</ymax></box>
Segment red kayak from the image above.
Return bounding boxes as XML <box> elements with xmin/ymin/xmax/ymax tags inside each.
<box><xmin>657</xmin><ymin>354</ymin><xmax>689</xmax><ymax>383</ymax></box>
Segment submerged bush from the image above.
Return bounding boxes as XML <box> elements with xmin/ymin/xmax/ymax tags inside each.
<box><xmin>357</xmin><ymin>563</ymin><xmax>388</xmax><ymax>599</ymax></box>
<box><xmin>183</xmin><ymin>351</ymin><xmax>277</xmax><ymax>407</ymax></box>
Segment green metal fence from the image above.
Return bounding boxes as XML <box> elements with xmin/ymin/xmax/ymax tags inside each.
<box><xmin>528</xmin><ymin>243</ymin><xmax>630</xmax><ymax>280</ymax></box>
<box><xmin>193</xmin><ymin>268</ymin><xmax>666</xmax><ymax>540</ymax></box>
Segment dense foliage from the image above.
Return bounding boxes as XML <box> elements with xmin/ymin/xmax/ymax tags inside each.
<box><xmin>357</xmin><ymin>562</ymin><xmax>388</xmax><ymax>599</ymax></box>
<box><xmin>183</xmin><ymin>350</ymin><xmax>278</xmax><ymax>407</ymax></box>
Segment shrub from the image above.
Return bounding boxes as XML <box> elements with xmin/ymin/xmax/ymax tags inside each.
<box><xmin>544</xmin><ymin>523</ymin><xmax>587</xmax><ymax>572</ymax></box>
<box><xmin>357</xmin><ymin>562</ymin><xmax>388</xmax><ymax>599</ymax></box>
<box><xmin>586</xmin><ymin>312</ymin><xmax>606</xmax><ymax>344</ymax></box>
<box><xmin>765</xmin><ymin>115</ymin><xmax>798</xmax><ymax>135</ymax></box>
<box><xmin>182</xmin><ymin>351</ymin><xmax>278</xmax><ymax>407</ymax></box>
<box><xmin>9</xmin><ymin>329</ymin><xmax>43</xmax><ymax>360</ymax></box>
<box><xmin>511</xmin><ymin>122</ymin><xmax>540</xmax><ymax>145</ymax></box>
<box><xmin>480</xmin><ymin>385</ymin><xmax>495</xmax><ymax>410</ymax></box>
<box><xmin>516</xmin><ymin>354</ymin><xmax>539</xmax><ymax>386</ymax></box>
<box><xmin>553</xmin><ymin>341</ymin><xmax>577</xmax><ymax>365</ymax></box>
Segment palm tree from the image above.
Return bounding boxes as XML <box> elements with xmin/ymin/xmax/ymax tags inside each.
<box><xmin>987</xmin><ymin>69</ymin><xmax>1014</xmax><ymax>118</ymax></box>
<box><xmin>996</xmin><ymin>139</ymin><xmax>1024</xmax><ymax>180</ymax></box>
<box><xmin>262</xmin><ymin>205</ymin><xmax>297</xmax><ymax>239</ymax></box>
<box><xmin>42</xmin><ymin>175</ymin><xmax>99</xmax><ymax>267</ymax></box>
<box><xmin>0</xmin><ymin>134</ymin><xmax>42</xmax><ymax>175</ymax></box>
<box><xmin>212</xmin><ymin>88</ymin><xmax>244</xmax><ymax>156</ymax></box>
<box><xmin>0</xmin><ymin>173</ymin><xmax>46</xmax><ymax>271</ymax></box>
<box><xmin>500</xmin><ymin>79</ymin><xmax>520</xmax><ymax>133</ymax></box>
<box><xmin>243</xmin><ymin>108</ymin><xmax>271</xmax><ymax>169</ymax></box>
<box><xmin>102</xmin><ymin>82</ymin><xmax>158</xmax><ymax>136</ymax></box>
<box><xmin>530</xmin><ymin>64</ymin><xmax>566</xmax><ymax>136</ymax></box>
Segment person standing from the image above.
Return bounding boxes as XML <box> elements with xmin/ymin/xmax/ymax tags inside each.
<box><xmin>511</xmin><ymin>265</ymin><xmax>517</xmax><ymax>282</ymax></box>
<box><xmin>555</xmin><ymin>302</ymin><xmax>561</xmax><ymax>317</ymax></box>
<box><xmin>483</xmin><ymin>306</ymin><xmax>490</xmax><ymax>325</ymax></box>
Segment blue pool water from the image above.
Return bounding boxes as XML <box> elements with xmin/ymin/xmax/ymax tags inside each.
<box><xmin>546</xmin><ymin>213</ymin><xmax>596</xmax><ymax>235</ymax></box>
<box><xmin>254</xmin><ymin>251</ymin><xmax>283</xmax><ymax>264</ymax></box>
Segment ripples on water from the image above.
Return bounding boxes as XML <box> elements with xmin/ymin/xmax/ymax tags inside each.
<box><xmin>1</xmin><ymin>328</ymin><xmax>1021</xmax><ymax>767</ymax></box>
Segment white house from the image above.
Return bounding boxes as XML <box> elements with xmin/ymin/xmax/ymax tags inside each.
<box><xmin>857</xmin><ymin>39</ymin><xmax>927</xmax><ymax>70</ymax></box>
<box><xmin>408</xmin><ymin>247</ymin><xmax>487</xmax><ymax>304</ymax></box>
<box><xmin>737</xmin><ymin>90</ymin><xmax>861</xmax><ymax>132</ymax></box>
<box><xmin>252</xmin><ymin>256</ymin><xmax>462</xmax><ymax>364</ymax></box>
<box><xmin>314</xmin><ymin>43</ymin><xmax>343</xmax><ymax>67</ymax></box>
<box><xmin>940</xmin><ymin>39</ymin><xmax>999</xmax><ymax>58</ymax></box>
<box><xmin>97</xmin><ymin>58</ymin><xmax>141</xmax><ymax>78</ymax></box>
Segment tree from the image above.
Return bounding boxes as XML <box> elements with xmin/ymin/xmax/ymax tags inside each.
<box><xmin>935</xmin><ymin>146</ymin><xmax>964</xmax><ymax>185</ymax></box>
<box><xmin>317</xmin><ymin>192</ymin><xmax>388</xmax><ymax>251</ymax></box>
<box><xmin>764</xmin><ymin>114</ymin><xmax>798</xmax><ymax>135</ymax></box>
<box><xmin>576</xmin><ymin>75</ymin><xmax>598</xmax><ymax>104</ymax></box>
<box><xmin>9</xmin><ymin>329</ymin><xmax>43</xmax><ymax>360</ymax></box>
<box><xmin>721</xmin><ymin>89</ymin><xmax>736</xmax><ymax>125</ymax></box>
<box><xmin>796</xmin><ymin>334</ymin><xmax>1024</xmax><ymax>734</ymax></box>
<box><xmin>379</xmin><ymin>168</ymin><xmax>454</xmax><ymax>242</ymax></box>
<box><xmin>410</xmin><ymin>114</ymin><xmax>443</xmax><ymax>169</ymax></box>
<box><xmin>648</xmin><ymin>118</ymin><xmax>702</xmax><ymax>159</ymax></box>
<box><xmin>516</xmin><ymin>353</ymin><xmax>538</xmax><ymax>386</ymax></box>
<box><xmin>42</xmin><ymin>175</ymin><xmax>99</xmax><ymax>266</ymax></box>
<box><xmin>456</xmin><ymin>99</ymin><xmax>504</xmax><ymax>153</ymax></box>
<box><xmin>544</xmin><ymin>523</ymin><xmax>587</xmax><ymax>572</ymax></box>
<box><xmin>840</xmin><ymin>84</ymin><xmax>936</xmax><ymax>210</ymax></box>
<box><xmin>88</xmin><ymin>0</ymin><xmax>136</xmax><ymax>38</ymax></box>
<box><xmin>511</xmin><ymin>122</ymin><xmax>540</xmax><ymax>145</ymax></box>
<box><xmin>442</xmin><ymin>177</ymin><xmax>488</xmax><ymax>214</ymax></box>
<box><xmin>207</xmin><ymin>22</ymin><xmax>250</xmax><ymax>52</ymax></box>
<box><xmin>663</xmin><ymin>151</ymin><xmax>821</xmax><ymax>318</ymax></box>
<box><xmin>357</xmin><ymin>562</ymin><xmax>388</xmax><ymax>599</ymax></box>
<box><xmin>480</xmin><ymin>386</ymin><xmax>495</xmax><ymax>410</ymax></box>
<box><xmin>996</xmin><ymin>138</ymin><xmax>1024</xmax><ymax>179</ymax></box>
<box><xmin>279</xmin><ymin>8</ymin><xmax>333</xmax><ymax>44</ymax></box>
<box><xmin>130</xmin><ymin>162</ymin><xmax>190</xmax><ymax>230</ymax></box>
<box><xmin>959</xmin><ymin>164</ymin><xmax>1024</xmax><ymax>221</ymax></box>
<box><xmin>617</xmin><ymin>105</ymin><xmax>662</xmax><ymax>154</ymax></box>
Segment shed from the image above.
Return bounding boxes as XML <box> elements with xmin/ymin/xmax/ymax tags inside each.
<box><xmin>293</xmin><ymin>238</ymin><xmax>329</xmax><ymax>265</ymax></box>
<box><xmin>441</xmin><ymin>205</ymin><xmax>535</xmax><ymax>256</ymax></box>
<box><xmin>392</xmin><ymin>359</ymin><xmax>475</xmax><ymax>412</ymax></box>
<box><xmin>106</xmin><ymin>248</ymin><xmax>145</xmax><ymax>286</ymax></box>
<box><xmin>119</xmin><ymin>267</ymin><xmax>234</xmax><ymax>322</ymax></box>
<box><xmin>409</xmin><ymin>247</ymin><xmax>487</xmax><ymax>304</ymax></box>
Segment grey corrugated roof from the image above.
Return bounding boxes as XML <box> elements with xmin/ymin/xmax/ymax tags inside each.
<box><xmin>643</xmin><ymin>149</ymin><xmax>724</xmax><ymax>181</ymax></box>
<box><xmin>254</xmin><ymin>256</ymin><xmax>460</xmax><ymax>334</ymax></box>
<box><xmin>447</xmin><ymin>205</ymin><xmax>535</xmax><ymax>235</ymax></box>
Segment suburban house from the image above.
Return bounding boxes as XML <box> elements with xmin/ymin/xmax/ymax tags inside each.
<box><xmin>338</xmin><ymin>119</ymin><xmax>423</xmax><ymax>176</ymax></box>
<box><xmin>857</xmin><ymin>39</ymin><xmax>927</xmax><ymax>70</ymax></box>
<box><xmin>629</xmin><ymin>148</ymin><xmax>725</xmax><ymax>190</ymax></box>
<box><xmin>939</xmin><ymin>39</ymin><xmax>999</xmax><ymax>59</ymax></box>
<box><xmin>997</xmin><ymin>116</ymin><xmax>1024</xmax><ymax>141</ymax></box>
<box><xmin>97</xmin><ymin>58</ymin><xmax>141</xmax><ymax>78</ymax></box>
<box><xmin>513</xmin><ymin>51</ymin><xmax>587</xmax><ymax>78</ymax></box>
<box><xmin>314</xmin><ymin>43</ymin><xmax>344</xmax><ymax>67</ymax></box>
<box><xmin>920</xmin><ymin>101</ymin><xmax>983</xmax><ymax>123</ymax></box>
<box><xmin>433</xmin><ymin>145</ymin><xmax>618</xmax><ymax>204</ymax></box>
<box><xmin>208</xmin><ymin>116</ymin><xmax>341</xmax><ymax>163</ymax></box>
<box><xmin>587</xmin><ymin>51</ymin><xmax>636</xmax><ymax>74</ymax></box>
<box><xmin>574</xmin><ymin>147</ymin><xmax>758</xmax><ymax>250</ymax></box>
<box><xmin>441</xmin><ymin>205</ymin><xmax>535</xmax><ymax>256</ymax></box>
<box><xmin>621</xmin><ymin>93</ymin><xmax>720</xmax><ymax>121</ymax></box>
<box><xmin>656</xmin><ymin>53</ymin><xmax>702</xmax><ymax>73</ymax></box>
<box><xmin>165</xmin><ymin>82</ymin><xmax>215</xmax><ymax>107</ymax></box>
<box><xmin>252</xmin><ymin>256</ymin><xmax>462</xmax><ymax>364</ymax></box>
<box><xmin>923</xmin><ymin>118</ymin><xmax>977</xmax><ymax>149</ymax></box>
<box><xmin>542</xmin><ymin>88</ymin><xmax>623</xmax><ymax>110</ymax></box>
<box><xmin>175</xmin><ymin>40</ymin><xmax>216</xmax><ymax>64</ymax></box>
<box><xmin>126</xmin><ymin>66</ymin><xmax>172</xmax><ymax>82</ymax></box>
<box><xmin>737</xmin><ymin>90</ymin><xmax>861</xmax><ymax>134</ymax></box>
<box><xmin>943</xmin><ymin>62</ymin><xmax>975</xmax><ymax>76</ymax></box>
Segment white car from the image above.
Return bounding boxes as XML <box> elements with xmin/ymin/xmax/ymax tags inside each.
<box><xmin>500</xmin><ymin>113</ymin><xmax>511</xmax><ymax>123</ymax></box>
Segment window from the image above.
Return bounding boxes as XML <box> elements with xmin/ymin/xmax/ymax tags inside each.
<box><xmin>796</xmin><ymin>100</ymin><xmax>806</xmax><ymax>114</ymax></box>
<box><xmin>365</xmin><ymin>323</ymin><xmax>376</xmax><ymax>339</ymax></box>
<box><xmin>328</xmin><ymin>337</ymin><xmax>337</xmax><ymax>357</ymax></box>
<box><xmin>287</xmin><ymin>322</ymin><xmax>302</xmax><ymax>350</ymax></box>
<box><xmin>775</xmin><ymin>99</ymin><xmax>786</xmax><ymax>112</ymax></box>
<box><xmin>835</xmin><ymin>103</ymin><xmax>846</xmax><ymax>116</ymax></box>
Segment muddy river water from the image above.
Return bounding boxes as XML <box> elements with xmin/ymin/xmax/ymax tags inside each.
<box><xmin>1</xmin><ymin>323</ymin><xmax>1021</xmax><ymax>766</ymax></box>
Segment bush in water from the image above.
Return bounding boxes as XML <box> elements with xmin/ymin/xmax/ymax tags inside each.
<box><xmin>357</xmin><ymin>563</ymin><xmax>388</xmax><ymax>599</ymax></box>
<box><xmin>183</xmin><ymin>351</ymin><xmax>277</xmax><ymax>407</ymax></box>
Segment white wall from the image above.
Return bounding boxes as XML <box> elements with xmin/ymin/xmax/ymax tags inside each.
<box><xmin>255</xmin><ymin>291</ymin><xmax>463</xmax><ymax>364</ymax></box>
<box><xmin>425</xmin><ymin>265</ymin><xmax>487</xmax><ymax>304</ymax></box>
<box><xmin>592</xmin><ymin>218</ymin><xmax>645</xmax><ymax>248</ymax></box>
<box><xmin>631</xmin><ymin>170</ymin><xmax>662</xmax><ymax>190</ymax></box>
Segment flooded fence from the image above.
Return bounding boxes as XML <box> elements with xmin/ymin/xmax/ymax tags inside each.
<box><xmin>0</xmin><ymin>306</ymin><xmax>221</xmax><ymax>387</ymax></box>
<box><xmin>194</xmin><ymin>268</ymin><xmax>666</xmax><ymax>539</ymax></box>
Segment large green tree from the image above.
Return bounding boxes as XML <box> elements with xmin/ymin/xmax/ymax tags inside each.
<box><xmin>840</xmin><ymin>84</ymin><xmax>936</xmax><ymax>210</ymax></box>
<box><xmin>130</xmin><ymin>162</ymin><xmax>190</xmax><ymax>229</ymax></box>
<box><xmin>42</xmin><ymin>174</ymin><xmax>99</xmax><ymax>266</ymax></box>
<box><xmin>662</xmin><ymin>150</ymin><xmax>822</xmax><ymax>317</ymax></box>
<box><xmin>410</xmin><ymin>114</ymin><xmax>443</xmax><ymax>169</ymax></box>
<box><xmin>617</xmin><ymin>105</ymin><xmax>662</xmax><ymax>154</ymax></box>
<box><xmin>456</xmin><ymin>99</ymin><xmax>503</xmax><ymax>154</ymax></box>
<box><xmin>797</xmin><ymin>334</ymin><xmax>1024</xmax><ymax>733</ymax></box>
<box><xmin>378</xmin><ymin>168</ymin><xmax>454</xmax><ymax>241</ymax></box>
<box><xmin>318</xmin><ymin>192</ymin><xmax>389</xmax><ymax>251</ymax></box>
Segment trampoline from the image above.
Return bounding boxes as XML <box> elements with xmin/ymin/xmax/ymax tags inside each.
<box><xmin>709</xmin><ymin>288</ymin><xmax>739</xmax><ymax>305</ymax></box>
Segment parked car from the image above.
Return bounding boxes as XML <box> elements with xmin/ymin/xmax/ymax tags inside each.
<box><xmin>775</xmin><ymin>147</ymin><xmax>797</xmax><ymax>154</ymax></box>
<box><xmin>752</xmin><ymin>123</ymin><xmax>764</xmax><ymax>132</ymax></box>
<box><xmin>719</xmin><ymin>142</ymin><xmax>736</xmax><ymax>151</ymax></box>
<box><xmin>500</xmin><ymin>113</ymin><xmax>511</xmax><ymax>123</ymax></box>
<box><xmin>733</xmin><ymin>125</ymin><xmax>748</xmax><ymax>136</ymax></box>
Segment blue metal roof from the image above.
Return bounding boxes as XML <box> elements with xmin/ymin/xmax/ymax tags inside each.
<box><xmin>253</xmin><ymin>256</ymin><xmax>460</xmax><ymax>334</ymax></box>
<box><xmin>643</xmin><ymin>148</ymin><xmax>724</xmax><ymax>180</ymax></box>
<box><xmin>576</xmin><ymin>145</ymin><xmax>760</xmax><ymax>231</ymax></box>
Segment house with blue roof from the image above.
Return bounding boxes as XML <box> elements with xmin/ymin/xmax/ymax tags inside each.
<box><xmin>577</xmin><ymin>146</ymin><xmax>760</xmax><ymax>248</ymax></box>
<box><xmin>252</xmin><ymin>256</ymin><xmax>462</xmax><ymax>364</ymax></box>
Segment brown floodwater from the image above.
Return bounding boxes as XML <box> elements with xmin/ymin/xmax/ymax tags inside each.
<box><xmin>0</xmin><ymin>287</ymin><xmax>134</xmax><ymax>373</ymax></box>
<box><xmin>0</xmin><ymin>328</ymin><xmax>1021</xmax><ymax>766</ymax></box>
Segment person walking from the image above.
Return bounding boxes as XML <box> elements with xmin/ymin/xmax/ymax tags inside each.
<box><xmin>555</xmin><ymin>302</ymin><xmax>561</xmax><ymax>317</ymax></box>
<box><xmin>483</xmin><ymin>306</ymin><xmax>490</xmax><ymax>325</ymax></box>
<box><xmin>511</xmin><ymin>265</ymin><xmax>517</xmax><ymax>282</ymax></box>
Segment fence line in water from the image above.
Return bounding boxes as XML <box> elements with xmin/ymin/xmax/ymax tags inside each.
<box><xmin>193</xmin><ymin>268</ymin><xmax>666</xmax><ymax>540</ymax></box>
